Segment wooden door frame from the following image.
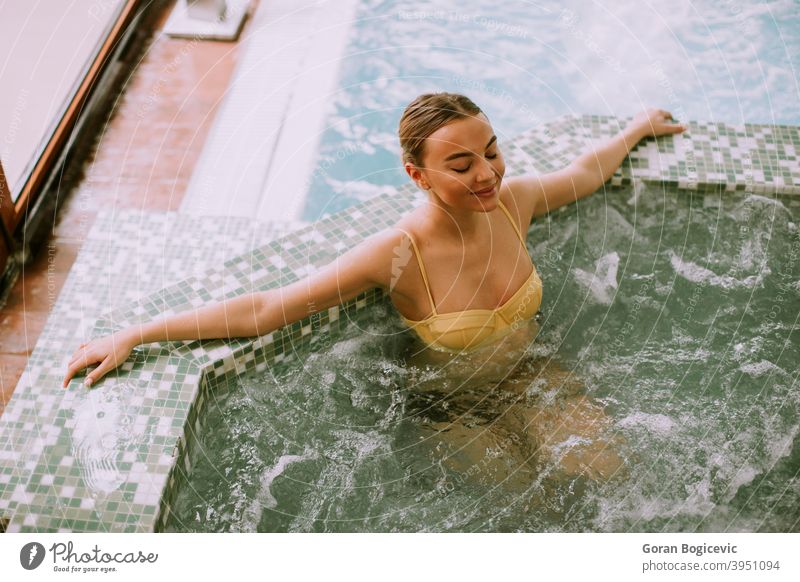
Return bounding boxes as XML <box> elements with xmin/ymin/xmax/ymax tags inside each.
<box><xmin>0</xmin><ymin>161</ymin><xmax>12</xmax><ymax>277</ymax></box>
<box><xmin>8</xmin><ymin>0</ymin><xmax>143</xmax><ymax>233</ymax></box>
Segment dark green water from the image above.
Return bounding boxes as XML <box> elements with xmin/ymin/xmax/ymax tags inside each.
<box><xmin>167</xmin><ymin>184</ymin><xmax>799</xmax><ymax>532</ymax></box>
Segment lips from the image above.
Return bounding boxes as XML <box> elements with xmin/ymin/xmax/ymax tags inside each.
<box><xmin>471</xmin><ymin>184</ymin><xmax>496</xmax><ymax>197</ymax></box>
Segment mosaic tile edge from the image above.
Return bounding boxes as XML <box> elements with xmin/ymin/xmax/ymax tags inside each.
<box><xmin>2</xmin><ymin>115</ymin><xmax>798</xmax><ymax>532</ymax></box>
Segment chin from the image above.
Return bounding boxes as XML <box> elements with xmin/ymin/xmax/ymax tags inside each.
<box><xmin>470</xmin><ymin>194</ymin><xmax>499</xmax><ymax>209</ymax></box>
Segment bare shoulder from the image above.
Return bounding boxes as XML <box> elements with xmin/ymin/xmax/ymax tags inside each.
<box><xmin>345</xmin><ymin>222</ymin><xmax>410</xmax><ymax>291</ymax></box>
<box><xmin>499</xmin><ymin>178</ymin><xmax>536</xmax><ymax>232</ymax></box>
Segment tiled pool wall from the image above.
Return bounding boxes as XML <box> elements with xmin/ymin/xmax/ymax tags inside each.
<box><xmin>0</xmin><ymin>211</ymin><xmax>308</xmax><ymax>532</ymax></box>
<box><xmin>1</xmin><ymin>114</ymin><xmax>798</xmax><ymax>532</ymax></box>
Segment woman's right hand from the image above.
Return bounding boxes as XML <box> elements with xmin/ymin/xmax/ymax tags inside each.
<box><xmin>62</xmin><ymin>330</ymin><xmax>137</xmax><ymax>389</ymax></box>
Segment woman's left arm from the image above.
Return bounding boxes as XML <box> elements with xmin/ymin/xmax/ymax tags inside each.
<box><xmin>569</xmin><ymin>108</ymin><xmax>687</xmax><ymax>196</ymax></box>
<box><xmin>508</xmin><ymin>109</ymin><xmax>687</xmax><ymax>221</ymax></box>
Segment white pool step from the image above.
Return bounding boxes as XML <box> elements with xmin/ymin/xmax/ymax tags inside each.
<box><xmin>179</xmin><ymin>0</ymin><xmax>360</xmax><ymax>222</ymax></box>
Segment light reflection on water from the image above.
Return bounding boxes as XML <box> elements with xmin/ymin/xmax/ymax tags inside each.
<box><xmin>166</xmin><ymin>185</ymin><xmax>800</xmax><ymax>532</ymax></box>
<box><xmin>165</xmin><ymin>0</ymin><xmax>800</xmax><ymax>531</ymax></box>
<box><xmin>303</xmin><ymin>0</ymin><xmax>800</xmax><ymax>221</ymax></box>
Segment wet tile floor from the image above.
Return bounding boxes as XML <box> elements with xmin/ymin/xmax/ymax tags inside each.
<box><xmin>0</xmin><ymin>0</ymin><xmax>250</xmax><ymax>415</ymax></box>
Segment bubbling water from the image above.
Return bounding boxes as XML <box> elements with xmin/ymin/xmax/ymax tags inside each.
<box><xmin>167</xmin><ymin>186</ymin><xmax>800</xmax><ymax>532</ymax></box>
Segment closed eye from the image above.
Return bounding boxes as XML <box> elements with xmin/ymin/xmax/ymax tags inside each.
<box><xmin>453</xmin><ymin>153</ymin><xmax>498</xmax><ymax>173</ymax></box>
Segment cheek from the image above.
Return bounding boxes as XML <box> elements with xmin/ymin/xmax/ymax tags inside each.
<box><xmin>439</xmin><ymin>173</ymin><xmax>470</xmax><ymax>191</ymax></box>
<box><xmin>495</xmin><ymin>155</ymin><xmax>506</xmax><ymax>178</ymax></box>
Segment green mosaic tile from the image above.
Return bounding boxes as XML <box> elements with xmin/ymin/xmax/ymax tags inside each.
<box><xmin>0</xmin><ymin>212</ymin><xmax>306</xmax><ymax>532</ymax></box>
<box><xmin>2</xmin><ymin>115</ymin><xmax>798</xmax><ymax>532</ymax></box>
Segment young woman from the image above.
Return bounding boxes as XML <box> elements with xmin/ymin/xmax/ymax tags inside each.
<box><xmin>63</xmin><ymin>92</ymin><xmax>684</xmax><ymax>388</ymax></box>
<box><xmin>62</xmin><ymin>92</ymin><xmax>684</xmax><ymax>481</ymax></box>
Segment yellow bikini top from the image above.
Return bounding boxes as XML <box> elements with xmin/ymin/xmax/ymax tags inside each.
<box><xmin>400</xmin><ymin>199</ymin><xmax>543</xmax><ymax>353</ymax></box>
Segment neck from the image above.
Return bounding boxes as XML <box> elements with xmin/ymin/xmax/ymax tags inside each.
<box><xmin>425</xmin><ymin>192</ymin><xmax>489</xmax><ymax>240</ymax></box>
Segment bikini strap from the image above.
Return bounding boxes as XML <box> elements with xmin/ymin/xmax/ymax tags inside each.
<box><xmin>497</xmin><ymin>199</ymin><xmax>528</xmax><ymax>251</ymax></box>
<box><xmin>403</xmin><ymin>231</ymin><xmax>437</xmax><ymax>316</ymax></box>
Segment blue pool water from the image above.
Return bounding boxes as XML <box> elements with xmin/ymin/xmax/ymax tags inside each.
<box><xmin>168</xmin><ymin>184</ymin><xmax>800</xmax><ymax>532</ymax></box>
<box><xmin>302</xmin><ymin>0</ymin><xmax>800</xmax><ymax>220</ymax></box>
<box><xmin>164</xmin><ymin>1</ymin><xmax>800</xmax><ymax>533</ymax></box>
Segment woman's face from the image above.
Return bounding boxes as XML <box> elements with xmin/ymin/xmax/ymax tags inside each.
<box><xmin>406</xmin><ymin>112</ymin><xmax>506</xmax><ymax>212</ymax></box>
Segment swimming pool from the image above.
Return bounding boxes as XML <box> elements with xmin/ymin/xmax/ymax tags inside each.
<box><xmin>3</xmin><ymin>0</ymin><xmax>795</xmax><ymax>534</ymax></box>
<box><xmin>302</xmin><ymin>0</ymin><xmax>800</xmax><ymax>221</ymax></box>
<box><xmin>163</xmin><ymin>0</ymin><xmax>800</xmax><ymax>534</ymax></box>
<box><xmin>166</xmin><ymin>182</ymin><xmax>800</xmax><ymax>532</ymax></box>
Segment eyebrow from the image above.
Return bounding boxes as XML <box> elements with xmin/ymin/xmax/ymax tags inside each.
<box><xmin>443</xmin><ymin>135</ymin><xmax>497</xmax><ymax>162</ymax></box>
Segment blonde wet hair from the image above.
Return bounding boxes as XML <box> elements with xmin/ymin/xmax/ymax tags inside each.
<box><xmin>398</xmin><ymin>92</ymin><xmax>483</xmax><ymax>168</ymax></box>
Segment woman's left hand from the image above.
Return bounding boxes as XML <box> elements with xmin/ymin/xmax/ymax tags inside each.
<box><xmin>630</xmin><ymin>108</ymin><xmax>687</xmax><ymax>138</ymax></box>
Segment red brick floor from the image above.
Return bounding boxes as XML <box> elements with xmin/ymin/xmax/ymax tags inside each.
<box><xmin>0</xmin><ymin>0</ymin><xmax>255</xmax><ymax>415</ymax></box>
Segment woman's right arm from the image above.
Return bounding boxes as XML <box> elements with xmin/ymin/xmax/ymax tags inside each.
<box><xmin>62</xmin><ymin>228</ymin><xmax>400</xmax><ymax>388</ymax></box>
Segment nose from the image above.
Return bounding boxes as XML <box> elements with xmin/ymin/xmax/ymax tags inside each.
<box><xmin>475</xmin><ymin>157</ymin><xmax>496</xmax><ymax>183</ymax></box>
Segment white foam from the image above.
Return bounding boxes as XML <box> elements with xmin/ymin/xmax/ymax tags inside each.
<box><xmin>617</xmin><ymin>412</ymin><xmax>676</xmax><ymax>435</ymax></box>
<box><xmin>573</xmin><ymin>252</ymin><xmax>620</xmax><ymax>304</ymax></box>
<box><xmin>724</xmin><ymin>465</ymin><xmax>759</xmax><ymax>502</ymax></box>
<box><xmin>767</xmin><ymin>425</ymin><xmax>799</xmax><ymax>465</ymax></box>
<box><xmin>550</xmin><ymin>434</ymin><xmax>593</xmax><ymax>455</ymax></box>
<box><xmin>669</xmin><ymin>251</ymin><xmax>767</xmax><ymax>289</ymax></box>
<box><xmin>745</xmin><ymin>194</ymin><xmax>789</xmax><ymax>209</ymax></box>
<box><xmin>240</xmin><ymin>449</ymin><xmax>317</xmax><ymax>532</ymax></box>
<box><xmin>321</xmin><ymin>370</ymin><xmax>337</xmax><ymax>387</ymax></box>
<box><xmin>739</xmin><ymin>360</ymin><xmax>787</xmax><ymax>378</ymax></box>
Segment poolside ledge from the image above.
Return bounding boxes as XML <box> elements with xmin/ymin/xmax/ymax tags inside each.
<box><xmin>1</xmin><ymin>115</ymin><xmax>797</xmax><ymax>532</ymax></box>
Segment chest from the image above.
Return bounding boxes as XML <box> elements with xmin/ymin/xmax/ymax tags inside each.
<box><xmin>392</xmin><ymin>236</ymin><xmax>534</xmax><ymax>319</ymax></box>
